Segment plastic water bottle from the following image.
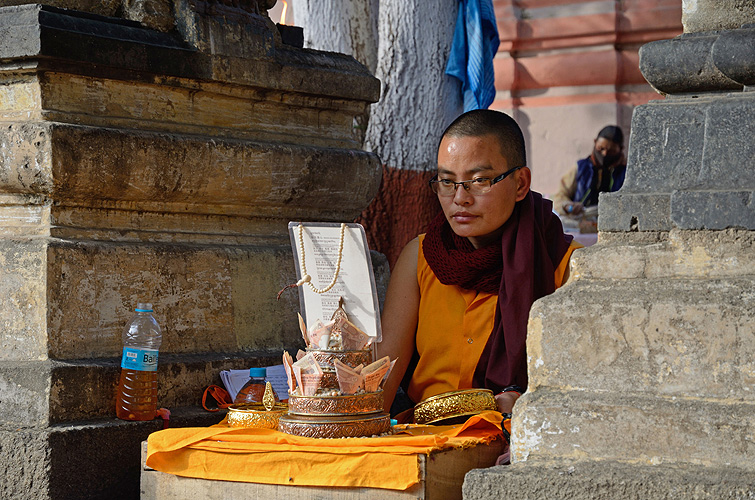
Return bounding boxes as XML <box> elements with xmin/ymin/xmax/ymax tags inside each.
<box><xmin>234</xmin><ymin>367</ymin><xmax>278</xmax><ymax>405</ymax></box>
<box><xmin>116</xmin><ymin>303</ymin><xmax>162</xmax><ymax>421</ymax></box>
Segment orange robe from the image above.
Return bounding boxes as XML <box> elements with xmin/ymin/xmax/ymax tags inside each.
<box><xmin>407</xmin><ymin>235</ymin><xmax>580</xmax><ymax>403</ymax></box>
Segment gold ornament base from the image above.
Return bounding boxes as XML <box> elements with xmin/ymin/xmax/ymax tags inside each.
<box><xmin>227</xmin><ymin>403</ymin><xmax>288</xmax><ymax>429</ymax></box>
<box><xmin>413</xmin><ymin>389</ymin><xmax>498</xmax><ymax>425</ymax></box>
<box><xmin>288</xmin><ymin>390</ymin><xmax>384</xmax><ymax>416</ymax></box>
<box><xmin>278</xmin><ymin>412</ymin><xmax>391</xmax><ymax>439</ymax></box>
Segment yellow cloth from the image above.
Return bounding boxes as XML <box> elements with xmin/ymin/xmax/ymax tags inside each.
<box><xmin>146</xmin><ymin>410</ymin><xmax>504</xmax><ymax>490</ymax></box>
<box><xmin>408</xmin><ymin>236</ymin><xmax>580</xmax><ymax>403</ymax></box>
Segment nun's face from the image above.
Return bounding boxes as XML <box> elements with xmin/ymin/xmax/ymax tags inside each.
<box><xmin>436</xmin><ymin>134</ymin><xmax>530</xmax><ymax>249</ymax></box>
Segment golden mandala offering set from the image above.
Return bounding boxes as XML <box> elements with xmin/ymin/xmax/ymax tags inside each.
<box><xmin>228</xmin><ymin>298</ymin><xmax>393</xmax><ymax>438</ymax></box>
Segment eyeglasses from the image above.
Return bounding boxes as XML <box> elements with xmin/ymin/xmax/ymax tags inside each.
<box><xmin>429</xmin><ymin>166</ymin><xmax>524</xmax><ymax>197</ymax></box>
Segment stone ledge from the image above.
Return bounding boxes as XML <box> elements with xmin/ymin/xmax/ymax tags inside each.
<box><xmin>672</xmin><ymin>190</ymin><xmax>755</xmax><ymax>230</ymax></box>
<box><xmin>570</xmin><ymin>229</ymin><xmax>755</xmax><ymax>280</ymax></box>
<box><xmin>0</xmin><ymin>123</ymin><xmax>382</xmax><ymax>223</ymax></box>
<box><xmin>510</xmin><ymin>389</ymin><xmax>755</xmax><ymax>469</ymax></box>
<box><xmin>0</xmin><ymin>351</ymin><xmax>285</xmax><ymax>426</ymax></box>
<box><xmin>463</xmin><ymin>460</ymin><xmax>755</xmax><ymax>500</ymax></box>
<box><xmin>0</xmin><ymin>4</ymin><xmax>380</xmax><ymax>102</ymax></box>
<box><xmin>598</xmin><ymin>192</ymin><xmax>671</xmax><ymax>231</ymax></box>
<box><xmin>600</xmin><ymin>92</ymin><xmax>755</xmax><ymax>231</ymax></box>
<box><xmin>0</xmin><ymin>405</ymin><xmax>223</xmax><ymax>500</ymax></box>
<box><xmin>530</xmin><ymin>275</ymin><xmax>755</xmax><ymax>397</ymax></box>
<box><xmin>639</xmin><ymin>28</ymin><xmax>754</xmax><ymax>94</ymax></box>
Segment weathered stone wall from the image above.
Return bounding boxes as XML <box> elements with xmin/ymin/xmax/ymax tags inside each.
<box><xmin>0</xmin><ymin>3</ymin><xmax>382</xmax><ymax>498</ymax></box>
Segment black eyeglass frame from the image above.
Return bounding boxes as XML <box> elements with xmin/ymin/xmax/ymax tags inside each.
<box><xmin>428</xmin><ymin>165</ymin><xmax>524</xmax><ymax>195</ymax></box>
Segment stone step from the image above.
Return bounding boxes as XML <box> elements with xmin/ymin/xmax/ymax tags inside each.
<box><xmin>463</xmin><ymin>459</ymin><xmax>755</xmax><ymax>500</ymax></box>
<box><xmin>0</xmin><ymin>405</ymin><xmax>224</xmax><ymax>500</ymax></box>
<box><xmin>0</xmin><ymin>123</ymin><xmax>381</xmax><ymax>229</ymax></box>
<box><xmin>510</xmin><ymin>388</ymin><xmax>755</xmax><ymax>470</ymax></box>
<box><xmin>529</xmin><ymin>275</ymin><xmax>755</xmax><ymax>399</ymax></box>
<box><xmin>0</xmin><ymin>351</ymin><xmax>284</xmax><ymax>427</ymax></box>
<box><xmin>569</xmin><ymin>229</ymin><xmax>755</xmax><ymax>281</ymax></box>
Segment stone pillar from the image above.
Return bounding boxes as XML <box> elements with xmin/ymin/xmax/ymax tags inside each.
<box><xmin>465</xmin><ymin>1</ymin><xmax>755</xmax><ymax>498</ymax></box>
<box><xmin>0</xmin><ymin>2</ymin><xmax>380</xmax><ymax>498</ymax></box>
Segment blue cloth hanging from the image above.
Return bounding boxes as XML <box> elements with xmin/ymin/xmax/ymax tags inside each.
<box><xmin>446</xmin><ymin>0</ymin><xmax>500</xmax><ymax>111</ymax></box>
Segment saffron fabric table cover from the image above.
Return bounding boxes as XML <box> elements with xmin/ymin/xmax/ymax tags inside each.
<box><xmin>146</xmin><ymin>410</ymin><xmax>504</xmax><ymax>490</ymax></box>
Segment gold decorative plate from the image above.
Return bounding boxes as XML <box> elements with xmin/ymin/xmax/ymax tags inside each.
<box><xmin>227</xmin><ymin>403</ymin><xmax>288</xmax><ymax>429</ymax></box>
<box><xmin>278</xmin><ymin>412</ymin><xmax>391</xmax><ymax>439</ymax></box>
<box><xmin>288</xmin><ymin>390</ymin><xmax>384</xmax><ymax>416</ymax></box>
<box><xmin>413</xmin><ymin>389</ymin><xmax>498</xmax><ymax>425</ymax></box>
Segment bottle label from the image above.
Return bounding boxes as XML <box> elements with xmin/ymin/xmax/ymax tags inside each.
<box><xmin>121</xmin><ymin>347</ymin><xmax>159</xmax><ymax>371</ymax></box>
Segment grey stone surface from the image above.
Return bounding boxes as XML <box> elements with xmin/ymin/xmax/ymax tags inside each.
<box><xmin>0</xmin><ymin>4</ymin><xmax>380</xmax><ymax>102</ymax></box>
<box><xmin>622</xmin><ymin>96</ymin><xmax>755</xmax><ymax>192</ymax></box>
<box><xmin>599</xmin><ymin>193</ymin><xmax>670</xmax><ymax>231</ymax></box>
<box><xmin>511</xmin><ymin>389</ymin><xmax>755</xmax><ymax>468</ymax></box>
<box><xmin>683</xmin><ymin>0</ymin><xmax>755</xmax><ymax>33</ymax></box>
<box><xmin>601</xmin><ymin>92</ymin><xmax>755</xmax><ymax>231</ymax></box>
<box><xmin>463</xmin><ymin>461</ymin><xmax>755</xmax><ymax>500</ymax></box>
<box><xmin>672</xmin><ymin>190</ymin><xmax>755</xmax><ymax>229</ymax></box>
<box><xmin>713</xmin><ymin>26</ymin><xmax>755</xmax><ymax>86</ymax></box>
<box><xmin>639</xmin><ymin>33</ymin><xmax>742</xmax><ymax>95</ymax></box>
<box><xmin>529</xmin><ymin>278</ymin><xmax>755</xmax><ymax>399</ymax></box>
<box><xmin>0</xmin><ymin>407</ymin><xmax>223</xmax><ymax>500</ymax></box>
<box><xmin>572</xmin><ymin>229</ymin><xmax>755</xmax><ymax>280</ymax></box>
<box><xmin>0</xmin><ymin>123</ymin><xmax>381</xmax><ymax>229</ymax></box>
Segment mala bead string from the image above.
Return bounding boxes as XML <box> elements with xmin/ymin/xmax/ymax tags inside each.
<box><xmin>276</xmin><ymin>223</ymin><xmax>346</xmax><ymax>300</ymax></box>
<box><xmin>298</xmin><ymin>222</ymin><xmax>346</xmax><ymax>294</ymax></box>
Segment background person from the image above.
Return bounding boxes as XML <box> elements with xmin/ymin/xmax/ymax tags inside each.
<box><xmin>552</xmin><ymin>125</ymin><xmax>627</xmax><ymax>216</ymax></box>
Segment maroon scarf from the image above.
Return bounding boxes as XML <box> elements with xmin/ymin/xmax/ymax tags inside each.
<box><xmin>423</xmin><ymin>191</ymin><xmax>572</xmax><ymax>394</ymax></box>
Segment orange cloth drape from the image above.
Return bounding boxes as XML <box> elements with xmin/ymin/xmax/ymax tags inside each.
<box><xmin>146</xmin><ymin>410</ymin><xmax>504</xmax><ymax>490</ymax></box>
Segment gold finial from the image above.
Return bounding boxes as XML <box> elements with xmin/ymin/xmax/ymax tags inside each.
<box><xmin>263</xmin><ymin>381</ymin><xmax>275</xmax><ymax>411</ymax></box>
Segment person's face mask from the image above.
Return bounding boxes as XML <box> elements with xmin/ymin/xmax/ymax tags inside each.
<box><xmin>593</xmin><ymin>149</ymin><xmax>621</xmax><ymax>167</ymax></box>
<box><xmin>593</xmin><ymin>137</ymin><xmax>622</xmax><ymax>167</ymax></box>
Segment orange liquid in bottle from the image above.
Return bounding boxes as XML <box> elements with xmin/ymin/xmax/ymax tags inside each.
<box><xmin>116</xmin><ymin>369</ymin><xmax>158</xmax><ymax>421</ymax></box>
<box><xmin>234</xmin><ymin>381</ymin><xmax>267</xmax><ymax>405</ymax></box>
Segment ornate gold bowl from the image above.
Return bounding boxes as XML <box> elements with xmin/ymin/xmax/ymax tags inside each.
<box><xmin>288</xmin><ymin>390</ymin><xmax>384</xmax><ymax>416</ymax></box>
<box><xmin>227</xmin><ymin>403</ymin><xmax>288</xmax><ymax>429</ymax></box>
<box><xmin>278</xmin><ymin>412</ymin><xmax>391</xmax><ymax>438</ymax></box>
<box><xmin>413</xmin><ymin>389</ymin><xmax>498</xmax><ymax>425</ymax></box>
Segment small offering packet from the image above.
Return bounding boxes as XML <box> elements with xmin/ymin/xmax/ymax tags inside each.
<box><xmin>293</xmin><ymin>365</ymin><xmax>303</xmax><ymax>396</ymax></box>
<box><xmin>334</xmin><ymin>359</ymin><xmax>364</xmax><ymax>394</ymax></box>
<box><xmin>301</xmin><ymin>373</ymin><xmax>323</xmax><ymax>396</ymax></box>
<box><xmin>362</xmin><ymin>356</ymin><xmax>391</xmax><ymax>392</ymax></box>
<box><xmin>293</xmin><ymin>352</ymin><xmax>323</xmax><ymax>376</ymax></box>
<box><xmin>338</xmin><ymin>318</ymin><xmax>372</xmax><ymax>351</ymax></box>
<box><xmin>308</xmin><ymin>319</ymin><xmax>335</xmax><ymax>350</ymax></box>
<box><xmin>381</xmin><ymin>358</ymin><xmax>397</xmax><ymax>388</ymax></box>
<box><xmin>283</xmin><ymin>351</ymin><xmax>296</xmax><ymax>395</ymax></box>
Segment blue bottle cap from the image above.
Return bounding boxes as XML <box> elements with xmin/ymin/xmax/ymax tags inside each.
<box><xmin>249</xmin><ymin>367</ymin><xmax>267</xmax><ymax>378</ymax></box>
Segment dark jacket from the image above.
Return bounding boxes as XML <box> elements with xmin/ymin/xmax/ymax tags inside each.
<box><xmin>573</xmin><ymin>156</ymin><xmax>626</xmax><ymax>207</ymax></box>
